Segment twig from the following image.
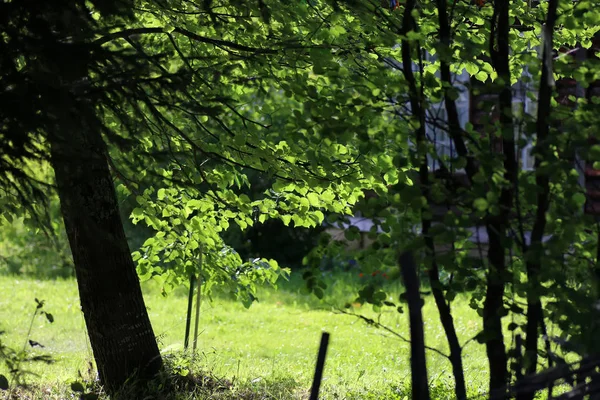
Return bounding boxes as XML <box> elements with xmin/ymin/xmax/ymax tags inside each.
<box><xmin>334</xmin><ymin>308</ymin><xmax>449</xmax><ymax>359</ymax></box>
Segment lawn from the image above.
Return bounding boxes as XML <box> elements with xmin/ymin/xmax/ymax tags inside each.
<box><xmin>0</xmin><ymin>271</ymin><xmax>491</xmax><ymax>399</ymax></box>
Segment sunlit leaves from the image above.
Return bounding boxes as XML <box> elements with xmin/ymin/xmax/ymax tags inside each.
<box><xmin>95</xmin><ymin>0</ymin><xmax>600</xmax><ymax>347</ymax></box>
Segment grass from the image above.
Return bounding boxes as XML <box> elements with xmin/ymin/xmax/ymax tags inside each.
<box><xmin>0</xmin><ymin>271</ymin><xmax>492</xmax><ymax>399</ymax></box>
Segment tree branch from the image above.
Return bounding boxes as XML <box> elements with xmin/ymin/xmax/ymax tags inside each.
<box><xmin>94</xmin><ymin>27</ymin><xmax>278</xmax><ymax>55</ymax></box>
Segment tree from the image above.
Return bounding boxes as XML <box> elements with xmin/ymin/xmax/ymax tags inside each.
<box><xmin>4</xmin><ymin>0</ymin><xmax>600</xmax><ymax>397</ymax></box>
<box><xmin>294</xmin><ymin>0</ymin><xmax>600</xmax><ymax>398</ymax></box>
<box><xmin>109</xmin><ymin>1</ymin><xmax>600</xmax><ymax>397</ymax></box>
<box><xmin>1</xmin><ymin>0</ymin><xmax>379</xmax><ymax>391</ymax></box>
<box><xmin>0</xmin><ymin>0</ymin><xmax>169</xmax><ymax>391</ymax></box>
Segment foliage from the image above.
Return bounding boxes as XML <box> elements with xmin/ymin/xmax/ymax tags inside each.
<box><xmin>3</xmin><ymin>0</ymin><xmax>600</xmax><ymax>396</ymax></box>
<box><xmin>71</xmin><ymin>0</ymin><xmax>407</xmax><ymax>305</ymax></box>
<box><xmin>0</xmin><ymin>210</ymin><xmax>73</xmax><ymax>279</ymax></box>
<box><xmin>225</xmin><ymin>219</ymin><xmax>323</xmax><ymax>270</ymax></box>
<box><xmin>70</xmin><ymin>380</ymin><xmax>100</xmax><ymax>400</ymax></box>
<box><xmin>129</xmin><ymin>183</ymin><xmax>292</xmax><ymax>306</ymax></box>
<box><xmin>0</xmin><ymin>158</ymin><xmax>73</xmax><ymax>278</ymax></box>
<box><xmin>278</xmin><ymin>0</ymin><xmax>600</xmax><ymax>396</ymax></box>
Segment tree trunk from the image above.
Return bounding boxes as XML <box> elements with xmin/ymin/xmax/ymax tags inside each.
<box><xmin>484</xmin><ymin>230</ymin><xmax>509</xmax><ymax>398</ymax></box>
<box><xmin>485</xmin><ymin>0</ymin><xmax>515</xmax><ymax>395</ymax></box>
<box><xmin>518</xmin><ymin>3</ymin><xmax>559</xmax><ymax>400</ymax></box>
<box><xmin>426</xmin><ymin>257</ymin><xmax>467</xmax><ymax>400</ymax></box>
<box><xmin>399</xmin><ymin>251</ymin><xmax>430</xmax><ymax>400</ymax></box>
<box><xmin>49</xmin><ymin>113</ymin><xmax>162</xmax><ymax>393</ymax></box>
<box><xmin>433</xmin><ymin>3</ymin><xmax>472</xmax><ymax>398</ymax></box>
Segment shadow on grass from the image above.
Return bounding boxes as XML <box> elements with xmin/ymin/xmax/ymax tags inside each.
<box><xmin>96</xmin><ymin>353</ymin><xmax>307</xmax><ymax>400</ymax></box>
<box><xmin>2</xmin><ymin>351</ymin><xmax>468</xmax><ymax>400</ymax></box>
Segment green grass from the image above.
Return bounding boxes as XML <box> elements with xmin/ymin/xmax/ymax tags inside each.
<box><xmin>0</xmin><ymin>271</ymin><xmax>491</xmax><ymax>399</ymax></box>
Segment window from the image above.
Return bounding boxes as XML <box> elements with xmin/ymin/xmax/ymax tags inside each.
<box><xmin>425</xmin><ymin>95</ymin><xmax>470</xmax><ymax>172</ymax></box>
<box><xmin>520</xmin><ymin>143</ymin><xmax>535</xmax><ymax>171</ymax></box>
<box><xmin>513</xmin><ymin>74</ymin><xmax>537</xmax><ymax>172</ymax></box>
<box><xmin>426</xmin><ymin>102</ymin><xmax>454</xmax><ymax>171</ymax></box>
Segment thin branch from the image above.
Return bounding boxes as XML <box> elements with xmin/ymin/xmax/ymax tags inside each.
<box><xmin>94</xmin><ymin>27</ymin><xmax>278</xmax><ymax>55</ymax></box>
<box><xmin>334</xmin><ymin>308</ymin><xmax>449</xmax><ymax>359</ymax></box>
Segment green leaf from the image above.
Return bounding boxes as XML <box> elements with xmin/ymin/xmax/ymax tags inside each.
<box><xmin>314</xmin><ymin>287</ymin><xmax>324</xmax><ymax>299</ymax></box>
<box><xmin>473</xmin><ymin>198</ymin><xmax>488</xmax><ymax>212</ymax></box>
<box><xmin>71</xmin><ymin>382</ymin><xmax>85</xmax><ymax>393</ymax></box>
<box><xmin>344</xmin><ymin>227</ymin><xmax>359</xmax><ymax>241</ymax></box>
<box><xmin>299</xmin><ymin>197</ymin><xmax>310</xmax><ymax>209</ymax></box>
<box><xmin>35</xmin><ymin>298</ymin><xmax>44</xmax><ymax>309</ymax></box>
<box><xmin>313</xmin><ymin>210</ymin><xmax>325</xmax><ymax>224</ymax></box>
<box><xmin>445</xmin><ymin>290</ymin><xmax>457</xmax><ymax>302</ymax></box>
<box><xmin>307</xmin><ymin>192</ymin><xmax>319</xmax><ymax>207</ymax></box>
<box><xmin>330</xmin><ymin>25</ymin><xmax>346</xmax><ymax>37</ymax></box>
<box><xmin>239</xmin><ymin>194</ymin><xmax>251</xmax><ymax>204</ymax></box>
<box><xmin>44</xmin><ymin>312</ymin><xmax>54</xmax><ymax>323</ymax></box>
<box><xmin>373</xmin><ymin>291</ymin><xmax>387</xmax><ymax>302</ymax></box>
<box><xmin>475</xmin><ymin>71</ymin><xmax>488</xmax><ymax>82</ymax></box>
<box><xmin>571</xmin><ymin>192</ymin><xmax>586</xmax><ymax>208</ymax></box>
<box><xmin>187</xmin><ymin>199</ymin><xmax>201</xmax><ymax>208</ymax></box>
<box><xmin>466</xmin><ymin>63</ymin><xmax>479</xmax><ymax>76</ymax></box>
<box><xmin>321</xmin><ymin>190</ymin><xmax>335</xmax><ymax>203</ymax></box>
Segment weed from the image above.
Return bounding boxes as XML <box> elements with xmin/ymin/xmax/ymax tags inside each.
<box><xmin>0</xmin><ymin>298</ymin><xmax>54</xmax><ymax>397</ymax></box>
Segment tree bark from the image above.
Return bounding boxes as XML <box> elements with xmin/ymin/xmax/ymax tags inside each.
<box><xmin>518</xmin><ymin>3</ymin><xmax>559</xmax><ymax>399</ymax></box>
<box><xmin>426</xmin><ymin>255</ymin><xmax>467</xmax><ymax>400</ymax></box>
<box><xmin>485</xmin><ymin>0</ymin><xmax>515</xmax><ymax>395</ymax></box>
<box><xmin>49</xmin><ymin>109</ymin><xmax>162</xmax><ymax>393</ymax></box>
<box><xmin>399</xmin><ymin>3</ymin><xmax>430</xmax><ymax>398</ymax></box>
<box><xmin>399</xmin><ymin>251</ymin><xmax>430</xmax><ymax>400</ymax></box>
<box><xmin>436</xmin><ymin>0</ymin><xmax>478</xmax><ymax>180</ymax></box>
<box><xmin>432</xmin><ymin>3</ymin><xmax>471</xmax><ymax>398</ymax></box>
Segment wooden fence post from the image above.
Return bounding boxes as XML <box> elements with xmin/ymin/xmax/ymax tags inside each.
<box><xmin>309</xmin><ymin>332</ymin><xmax>330</xmax><ymax>400</ymax></box>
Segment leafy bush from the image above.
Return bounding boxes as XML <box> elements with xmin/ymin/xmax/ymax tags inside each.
<box><xmin>0</xmin><ymin>214</ymin><xmax>74</xmax><ymax>279</ymax></box>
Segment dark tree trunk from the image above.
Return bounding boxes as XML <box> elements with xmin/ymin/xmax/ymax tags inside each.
<box><xmin>434</xmin><ymin>1</ymin><xmax>511</xmax><ymax>390</ymax></box>
<box><xmin>399</xmin><ymin>251</ymin><xmax>430</xmax><ymax>400</ymax></box>
<box><xmin>426</xmin><ymin>257</ymin><xmax>467</xmax><ymax>400</ymax></box>
<box><xmin>485</xmin><ymin>0</ymin><xmax>516</xmax><ymax>395</ymax></box>
<box><xmin>483</xmin><ymin>229</ymin><xmax>509</xmax><ymax>397</ymax></box>
<box><xmin>518</xmin><ymin>3</ymin><xmax>559</xmax><ymax>400</ymax></box>
<box><xmin>436</xmin><ymin>0</ymin><xmax>478</xmax><ymax>181</ymax></box>
<box><xmin>49</xmin><ymin>112</ymin><xmax>162</xmax><ymax>393</ymax></box>
<box><xmin>433</xmin><ymin>2</ymin><xmax>471</xmax><ymax>398</ymax></box>
<box><xmin>399</xmin><ymin>3</ymin><xmax>430</xmax><ymax>398</ymax></box>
